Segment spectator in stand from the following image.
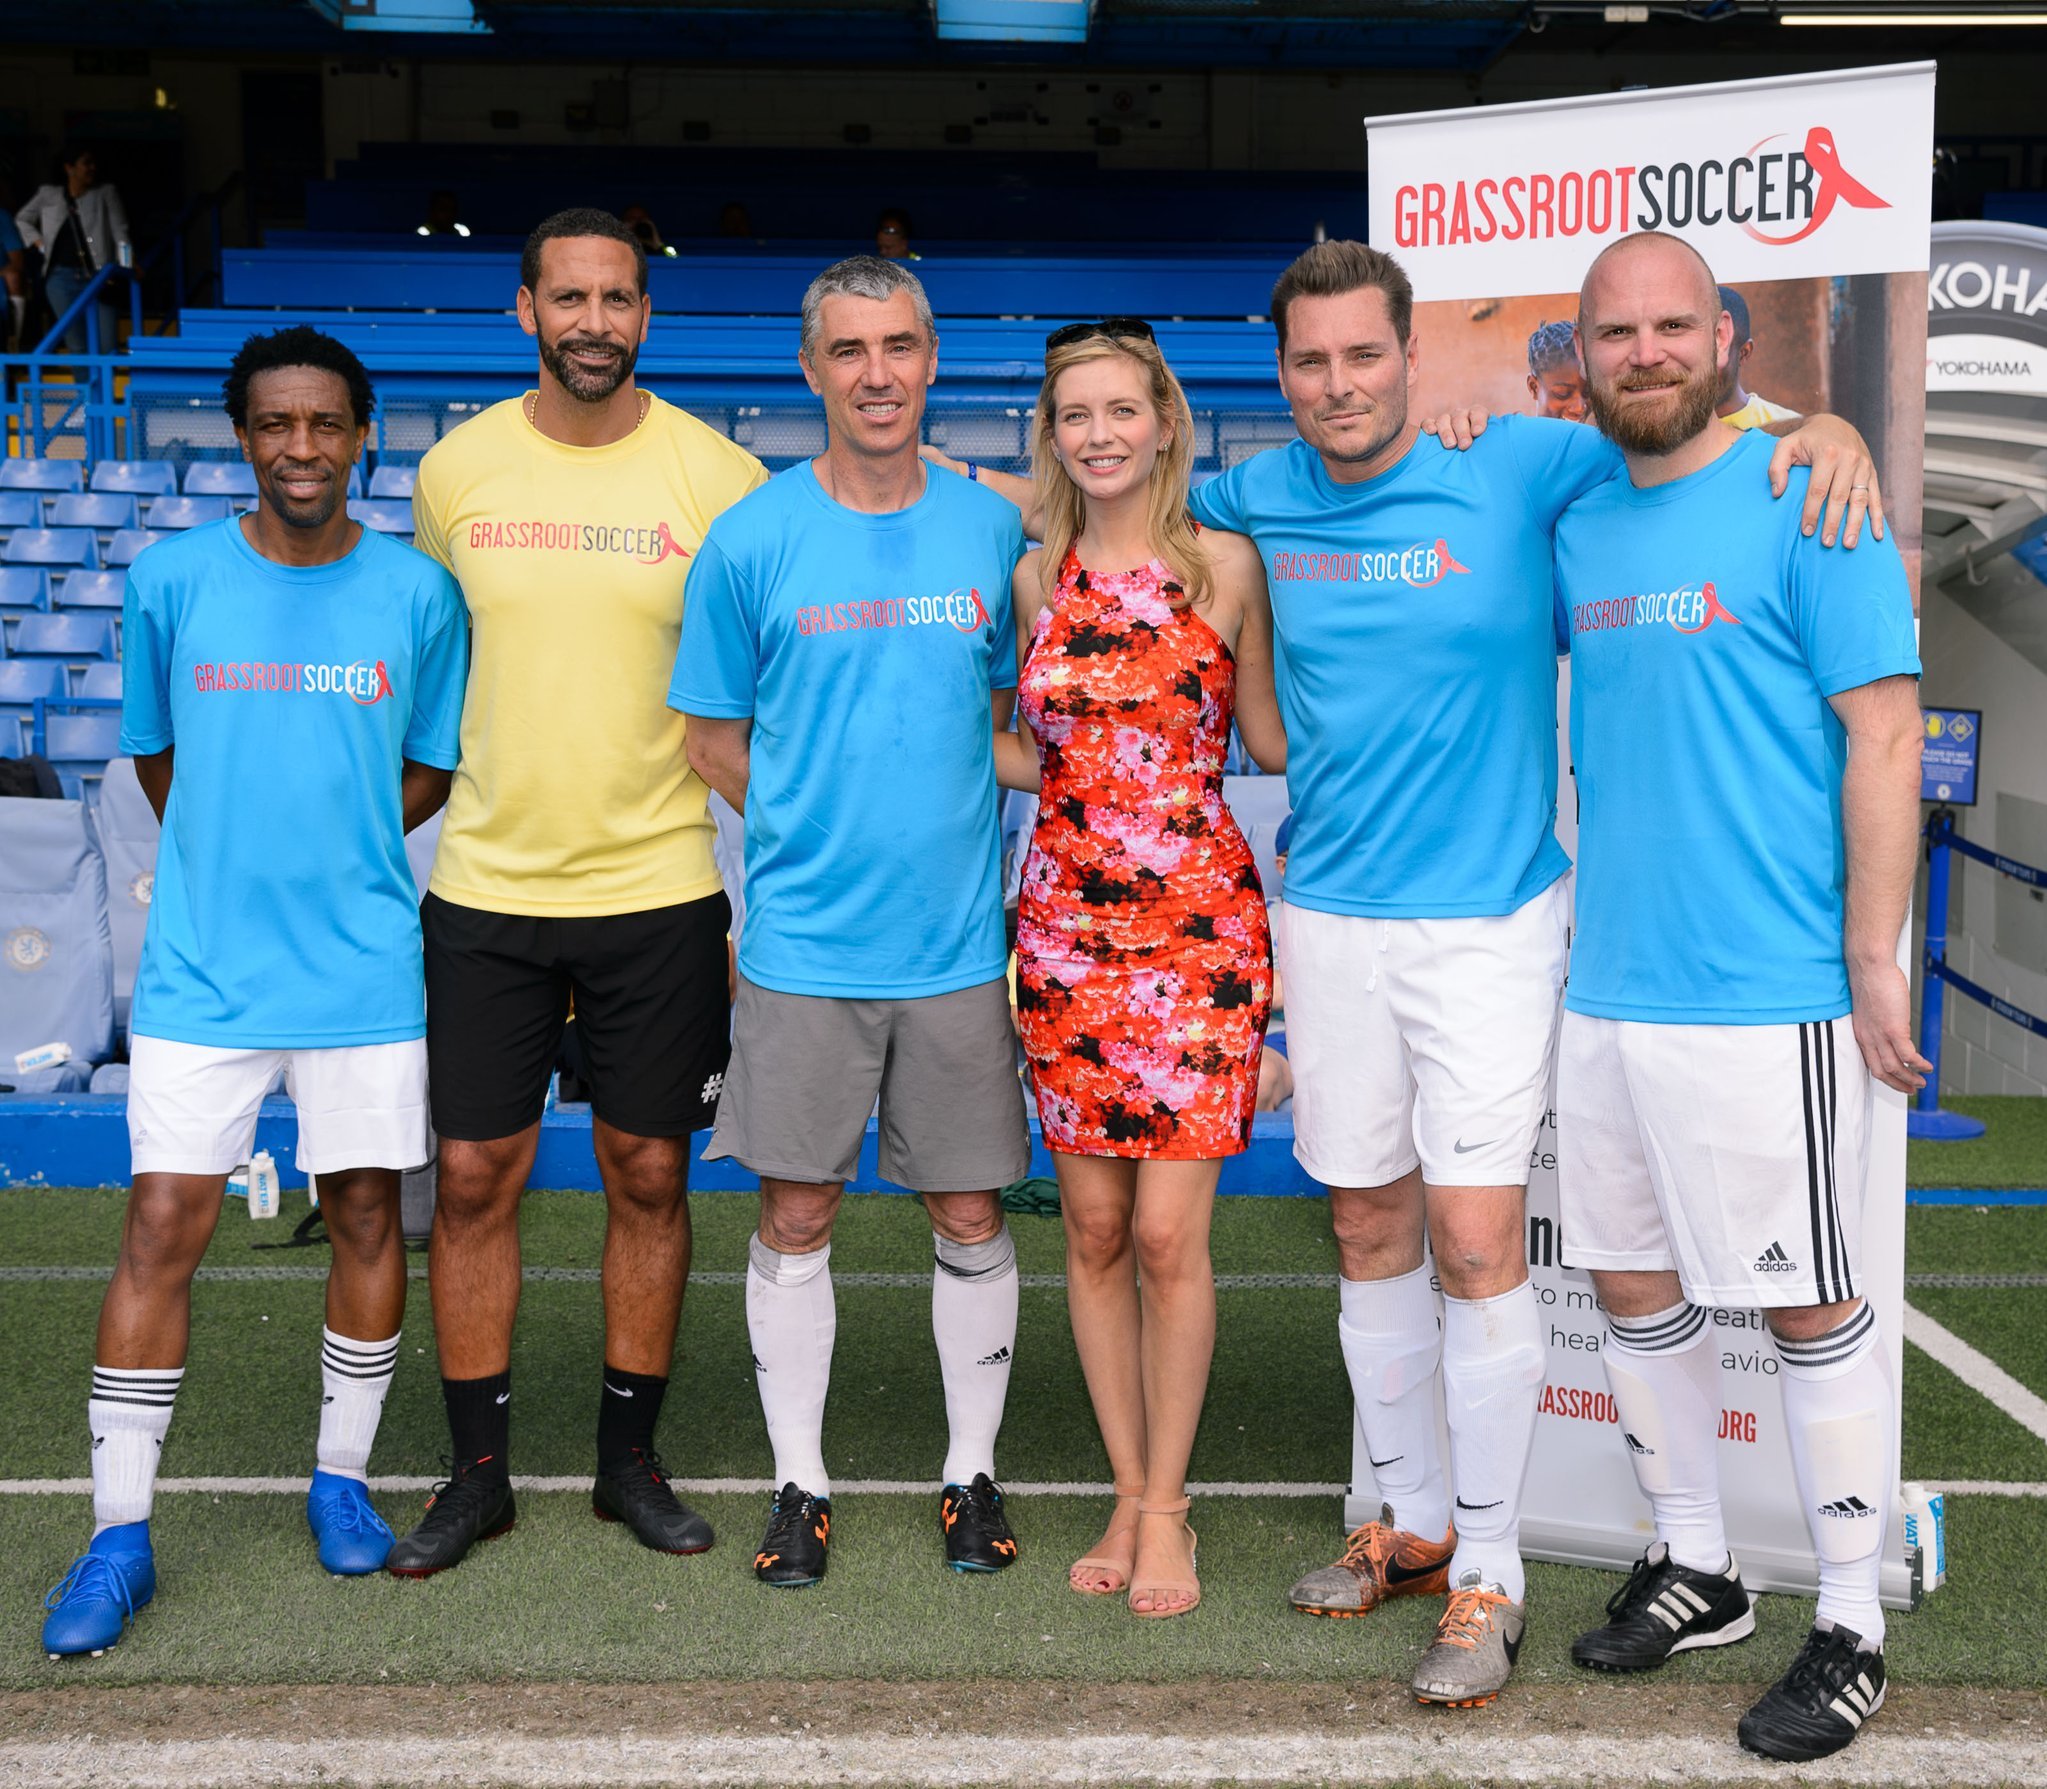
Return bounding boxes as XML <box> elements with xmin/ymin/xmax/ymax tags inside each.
<box><xmin>875</xmin><ymin>207</ymin><xmax>920</xmax><ymax>262</ymax></box>
<box><xmin>416</xmin><ymin>190</ymin><xmax>471</xmax><ymax>239</ymax></box>
<box><xmin>15</xmin><ymin>145</ymin><xmax>131</xmax><ymax>353</ymax></box>
<box><xmin>621</xmin><ymin>206</ymin><xmax>676</xmax><ymax>259</ymax></box>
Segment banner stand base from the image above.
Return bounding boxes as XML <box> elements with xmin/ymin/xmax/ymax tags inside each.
<box><xmin>1907</xmin><ymin>1107</ymin><xmax>1989</xmax><ymax>1141</ymax></box>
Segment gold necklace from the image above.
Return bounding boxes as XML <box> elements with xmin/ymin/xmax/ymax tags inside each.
<box><xmin>527</xmin><ymin>388</ymin><xmax>649</xmax><ymax>434</ymax></box>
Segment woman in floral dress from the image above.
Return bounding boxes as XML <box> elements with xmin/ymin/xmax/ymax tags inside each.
<box><xmin>995</xmin><ymin>322</ymin><xmax>1285</xmax><ymax>1617</ymax></box>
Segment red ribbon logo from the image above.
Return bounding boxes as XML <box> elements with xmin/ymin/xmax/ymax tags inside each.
<box><xmin>349</xmin><ymin>659</ymin><xmax>396</xmax><ymax>705</ymax></box>
<box><xmin>1671</xmin><ymin>581</ymin><xmax>1742</xmax><ymax>635</ymax></box>
<box><xmin>1742</xmin><ymin>127</ymin><xmax>1889</xmax><ymax>247</ymax></box>
<box><xmin>951</xmin><ymin>587</ymin><xmax>992</xmax><ymax>634</ymax></box>
<box><xmin>638</xmin><ymin>522</ymin><xmax>694</xmax><ymax>565</ymax></box>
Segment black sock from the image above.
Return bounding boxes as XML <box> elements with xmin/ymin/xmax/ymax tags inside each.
<box><xmin>442</xmin><ymin>1372</ymin><xmax>511</xmax><ymax>1484</ymax></box>
<box><xmin>597</xmin><ymin>1363</ymin><xmax>668</xmax><ymax>1470</ymax></box>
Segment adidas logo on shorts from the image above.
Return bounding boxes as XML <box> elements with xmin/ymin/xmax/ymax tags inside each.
<box><xmin>1820</xmin><ymin>1496</ymin><xmax>1876</xmax><ymax>1520</ymax></box>
<box><xmin>1755</xmin><ymin>1241</ymin><xmax>1799</xmax><ymax>1273</ymax></box>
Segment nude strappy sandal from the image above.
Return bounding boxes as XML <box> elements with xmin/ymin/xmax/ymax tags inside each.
<box><xmin>1069</xmin><ymin>1483</ymin><xmax>1144</xmax><ymax>1596</ymax></box>
<box><xmin>1129</xmin><ymin>1496</ymin><xmax>1200</xmax><ymax>1619</ymax></box>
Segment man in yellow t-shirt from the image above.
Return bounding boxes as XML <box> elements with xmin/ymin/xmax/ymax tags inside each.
<box><xmin>1716</xmin><ymin>284</ymin><xmax>1801</xmax><ymax>432</ymax></box>
<box><xmin>388</xmin><ymin>208</ymin><xmax>767</xmax><ymax>1579</ymax></box>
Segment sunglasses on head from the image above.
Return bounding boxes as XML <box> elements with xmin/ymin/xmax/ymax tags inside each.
<box><xmin>1044</xmin><ymin>316</ymin><xmax>1157</xmax><ymax>354</ymax></box>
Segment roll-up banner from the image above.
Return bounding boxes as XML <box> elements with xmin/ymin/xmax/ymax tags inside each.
<box><xmin>1358</xmin><ymin>64</ymin><xmax>1935</xmax><ymax>1606</ymax></box>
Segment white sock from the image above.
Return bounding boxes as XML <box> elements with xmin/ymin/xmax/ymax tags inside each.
<box><xmin>89</xmin><ymin>1364</ymin><xmax>182</xmax><ymax>1535</ymax></box>
<box><xmin>1602</xmin><ymin>1302</ymin><xmax>1728</xmax><ymax>1574</ymax></box>
<box><xmin>315</xmin><ymin>1327</ymin><xmax>400</xmax><ymax>1483</ymax></box>
<box><xmin>1338</xmin><ymin>1264</ymin><xmax>1450</xmax><ymax>1540</ymax></box>
<box><xmin>1776</xmin><ymin>1302</ymin><xmax>1894</xmax><ymax>1646</ymax></box>
<box><xmin>1440</xmin><ymin>1282</ymin><xmax>1546</xmax><ymax>1602</ymax></box>
<box><xmin>747</xmin><ymin>1235</ymin><xmax>836</xmax><ymax>1497</ymax></box>
<box><xmin>932</xmin><ymin>1226</ymin><xmax>1018</xmax><ymax>1487</ymax></box>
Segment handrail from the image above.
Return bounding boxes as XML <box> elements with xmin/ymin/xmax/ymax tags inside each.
<box><xmin>131</xmin><ymin>171</ymin><xmax>243</xmax><ymax>334</ymax></box>
<box><xmin>32</xmin><ymin>262</ymin><xmax>124</xmax><ymax>358</ymax></box>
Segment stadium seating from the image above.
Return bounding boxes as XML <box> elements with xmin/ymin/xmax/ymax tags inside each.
<box><xmin>55</xmin><ymin>570</ymin><xmax>126</xmax><ymax>611</ymax></box>
<box><xmin>182</xmin><ymin>462</ymin><xmax>258</xmax><ymax>497</ymax></box>
<box><xmin>3</xmin><ymin>528</ymin><xmax>101</xmax><ymax>570</ymax></box>
<box><xmin>89</xmin><ymin>461</ymin><xmax>179</xmax><ymax>497</ymax></box>
<box><xmin>0</xmin><ymin>568</ymin><xmax>53</xmax><ymax>631</ymax></box>
<box><xmin>77</xmin><ymin>663</ymin><xmax>122</xmax><ymax>700</ymax></box>
<box><xmin>348</xmin><ymin>498</ymin><xmax>413</xmax><ymax>534</ymax></box>
<box><xmin>106</xmin><ymin>530</ymin><xmax>169</xmax><ymax>568</ymax></box>
<box><xmin>96</xmin><ymin>757</ymin><xmax>160</xmax><ymax>1038</ymax></box>
<box><xmin>0</xmin><ymin>661</ymin><xmax>67</xmax><ymax>754</ymax></box>
<box><xmin>44</xmin><ymin>708</ymin><xmax>123</xmax><ymax>799</ymax></box>
<box><xmin>0</xmin><ymin>492</ymin><xmax>43</xmax><ymax>535</ymax></box>
<box><xmin>12</xmin><ymin>613</ymin><xmax>118</xmax><ymax>664</ymax></box>
<box><xmin>368</xmin><ymin>464</ymin><xmax>418</xmax><ymax>499</ymax></box>
<box><xmin>0</xmin><ymin>795</ymin><xmax>117</xmax><ymax>1078</ymax></box>
<box><xmin>144</xmin><ymin>495</ymin><xmax>233</xmax><ymax>530</ymax></box>
<box><xmin>0</xmin><ymin>459</ymin><xmax>84</xmax><ymax>495</ymax></box>
<box><xmin>50</xmin><ymin>492</ymin><xmax>141</xmax><ymax>534</ymax></box>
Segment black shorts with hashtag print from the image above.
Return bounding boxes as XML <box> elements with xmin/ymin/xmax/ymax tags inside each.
<box><xmin>424</xmin><ymin>890</ymin><xmax>732</xmax><ymax>1142</ymax></box>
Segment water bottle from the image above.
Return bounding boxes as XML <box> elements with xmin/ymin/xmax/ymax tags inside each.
<box><xmin>247</xmin><ymin>1150</ymin><xmax>280</xmax><ymax>1220</ymax></box>
<box><xmin>13</xmin><ymin>1041</ymin><xmax>72</xmax><ymax>1073</ymax></box>
<box><xmin>225</xmin><ymin>1163</ymin><xmax>250</xmax><ymax>1205</ymax></box>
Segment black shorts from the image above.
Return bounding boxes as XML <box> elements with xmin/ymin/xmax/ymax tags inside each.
<box><xmin>423</xmin><ymin>890</ymin><xmax>732</xmax><ymax>1142</ymax></box>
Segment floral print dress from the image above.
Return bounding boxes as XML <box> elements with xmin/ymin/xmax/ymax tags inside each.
<box><xmin>1014</xmin><ymin>546</ymin><xmax>1272</xmax><ymax>1159</ymax></box>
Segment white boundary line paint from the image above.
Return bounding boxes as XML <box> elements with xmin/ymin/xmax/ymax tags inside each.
<box><xmin>1903</xmin><ymin>1303</ymin><xmax>2047</xmax><ymax>1445</ymax></box>
<box><xmin>0</xmin><ymin>1474</ymin><xmax>2039</xmax><ymax>1499</ymax></box>
<box><xmin>4</xmin><ymin>1726</ymin><xmax>2047</xmax><ymax>1789</ymax></box>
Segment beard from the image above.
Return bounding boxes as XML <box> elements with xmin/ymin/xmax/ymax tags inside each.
<box><xmin>540</xmin><ymin>330</ymin><xmax>639</xmax><ymax>403</ymax></box>
<box><xmin>264</xmin><ymin>471</ymin><xmax>344</xmax><ymax>529</ymax></box>
<box><xmin>1585</xmin><ymin>359</ymin><xmax>1720</xmax><ymax>455</ymax></box>
<box><xmin>1301</xmin><ymin>390</ymin><xmax>1406</xmax><ymax>464</ymax></box>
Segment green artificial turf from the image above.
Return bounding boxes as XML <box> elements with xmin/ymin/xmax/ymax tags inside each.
<box><xmin>0</xmin><ymin>1489</ymin><xmax>2035</xmax><ymax>1691</ymax></box>
<box><xmin>1905</xmin><ymin>1095</ymin><xmax>2047</xmax><ymax>1189</ymax></box>
<box><xmin>1905</xmin><ymin>1205</ymin><xmax>2047</xmax><ymax>1276</ymax></box>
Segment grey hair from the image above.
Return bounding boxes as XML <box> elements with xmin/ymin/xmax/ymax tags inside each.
<box><xmin>800</xmin><ymin>255</ymin><xmax>936</xmax><ymax>356</ymax></box>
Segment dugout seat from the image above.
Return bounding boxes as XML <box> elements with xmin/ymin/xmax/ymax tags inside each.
<box><xmin>0</xmin><ymin>661</ymin><xmax>66</xmax><ymax>754</ymax></box>
<box><xmin>96</xmin><ymin>756</ymin><xmax>160</xmax><ymax>1038</ymax></box>
<box><xmin>55</xmin><ymin>570</ymin><xmax>126</xmax><ymax>611</ymax></box>
<box><xmin>0</xmin><ymin>795</ymin><xmax>116</xmax><ymax>1075</ymax></box>
<box><xmin>106</xmin><ymin>530</ymin><xmax>168</xmax><ymax>569</ymax></box>
<box><xmin>45</xmin><ymin>709</ymin><xmax>124</xmax><ymax>798</ymax></box>
<box><xmin>0</xmin><ymin>459</ymin><xmax>84</xmax><ymax>495</ymax></box>
<box><xmin>181</xmin><ymin>462</ymin><xmax>258</xmax><ymax>498</ymax></box>
<box><xmin>144</xmin><ymin>495</ymin><xmax>232</xmax><ymax>531</ymax></box>
<box><xmin>369</xmin><ymin>463</ymin><xmax>418</xmax><ymax>500</ymax></box>
<box><xmin>3</xmin><ymin>528</ymin><xmax>100</xmax><ymax>571</ymax></box>
<box><xmin>12</xmin><ymin>614</ymin><xmax>118</xmax><ymax>666</ymax></box>
<box><xmin>89</xmin><ymin>461</ymin><xmax>179</xmax><ymax>497</ymax></box>
<box><xmin>1223</xmin><ymin>774</ymin><xmax>1292</xmax><ymax>904</ymax></box>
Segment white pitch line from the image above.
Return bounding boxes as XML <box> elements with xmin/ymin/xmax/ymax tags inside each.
<box><xmin>4</xmin><ymin>1726</ymin><xmax>2047</xmax><ymax>1789</ymax></box>
<box><xmin>1904</xmin><ymin>1302</ymin><xmax>2047</xmax><ymax>1445</ymax></box>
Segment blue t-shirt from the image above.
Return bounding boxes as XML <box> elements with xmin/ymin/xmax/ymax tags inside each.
<box><xmin>1555</xmin><ymin>429</ymin><xmax>1921</xmax><ymax>1024</ymax></box>
<box><xmin>121</xmin><ymin>519</ymin><xmax>469</xmax><ymax>1047</ymax></box>
<box><xmin>1190</xmin><ymin>418</ymin><xmax>1618</xmax><ymax>918</ymax></box>
<box><xmin>668</xmin><ymin>462</ymin><xmax>1023</xmax><ymax>998</ymax></box>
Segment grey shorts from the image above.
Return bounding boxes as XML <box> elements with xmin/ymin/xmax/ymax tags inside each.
<box><xmin>704</xmin><ymin>973</ymin><xmax>1032</xmax><ymax>1192</ymax></box>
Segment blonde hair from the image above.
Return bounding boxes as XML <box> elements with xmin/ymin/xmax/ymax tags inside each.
<box><xmin>1031</xmin><ymin>333</ymin><xmax>1210</xmax><ymax>611</ymax></box>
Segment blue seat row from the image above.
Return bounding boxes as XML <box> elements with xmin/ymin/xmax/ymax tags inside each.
<box><xmin>0</xmin><ymin>461</ymin><xmax>375</xmax><ymax>502</ymax></box>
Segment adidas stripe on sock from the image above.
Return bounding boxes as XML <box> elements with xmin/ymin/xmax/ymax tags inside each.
<box><xmin>1776</xmin><ymin>1301</ymin><xmax>1894</xmax><ymax>1646</ymax></box>
<box><xmin>1602</xmin><ymin>1301</ymin><xmax>1729</xmax><ymax>1575</ymax></box>
<box><xmin>316</xmin><ymin>1328</ymin><xmax>400</xmax><ymax>1483</ymax></box>
<box><xmin>89</xmin><ymin>1364</ymin><xmax>183</xmax><ymax>1534</ymax></box>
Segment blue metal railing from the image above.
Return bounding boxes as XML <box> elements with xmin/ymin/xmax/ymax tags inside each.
<box><xmin>1910</xmin><ymin>809</ymin><xmax>2047</xmax><ymax>1141</ymax></box>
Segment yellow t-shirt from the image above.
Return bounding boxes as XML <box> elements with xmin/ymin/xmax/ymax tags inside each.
<box><xmin>413</xmin><ymin>393</ymin><xmax>768</xmax><ymax>916</ymax></box>
<box><xmin>1721</xmin><ymin>393</ymin><xmax>1800</xmax><ymax>431</ymax></box>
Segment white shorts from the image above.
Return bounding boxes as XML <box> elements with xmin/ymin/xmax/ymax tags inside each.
<box><xmin>1276</xmin><ymin>878</ymin><xmax>1570</xmax><ymax>1189</ymax></box>
<box><xmin>126</xmin><ymin>1035</ymin><xmax>431</xmax><ymax>1177</ymax></box>
<box><xmin>1556</xmin><ymin>1011</ymin><xmax>1869</xmax><ymax>1309</ymax></box>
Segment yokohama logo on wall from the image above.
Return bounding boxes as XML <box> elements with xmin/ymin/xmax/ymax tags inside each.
<box><xmin>1366</xmin><ymin>62</ymin><xmax>1934</xmax><ymax>301</ymax></box>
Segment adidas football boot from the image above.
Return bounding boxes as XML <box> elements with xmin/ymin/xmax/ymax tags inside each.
<box><xmin>1572</xmin><ymin>1542</ymin><xmax>1754</xmax><ymax>1671</ymax></box>
<box><xmin>1738</xmin><ymin>1622</ymin><xmax>1886</xmax><ymax>1763</ymax></box>
<box><xmin>941</xmin><ymin>1474</ymin><xmax>1019</xmax><ymax>1573</ymax></box>
<box><xmin>42</xmin><ymin>1522</ymin><xmax>155</xmax><ymax>1659</ymax></box>
<box><xmin>754</xmin><ymin>1482</ymin><xmax>832</xmax><ymax>1587</ymax></box>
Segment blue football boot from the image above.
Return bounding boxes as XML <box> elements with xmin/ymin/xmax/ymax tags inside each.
<box><xmin>307</xmin><ymin>1470</ymin><xmax>396</xmax><ymax>1575</ymax></box>
<box><xmin>41</xmin><ymin>1522</ymin><xmax>156</xmax><ymax>1659</ymax></box>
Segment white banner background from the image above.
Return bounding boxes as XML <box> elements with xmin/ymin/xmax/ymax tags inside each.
<box><xmin>1350</xmin><ymin>65</ymin><xmax>1933</xmax><ymax>1607</ymax></box>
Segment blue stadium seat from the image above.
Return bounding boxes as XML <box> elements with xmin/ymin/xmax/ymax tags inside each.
<box><xmin>90</xmin><ymin>460</ymin><xmax>179</xmax><ymax>496</ymax></box>
<box><xmin>77</xmin><ymin>663</ymin><xmax>123</xmax><ymax>700</ymax></box>
<box><xmin>96</xmin><ymin>756</ymin><xmax>160</xmax><ymax>1038</ymax></box>
<box><xmin>369</xmin><ymin>463</ymin><xmax>418</xmax><ymax>499</ymax></box>
<box><xmin>106</xmin><ymin>529</ymin><xmax>169</xmax><ymax>568</ymax></box>
<box><xmin>13</xmin><ymin>613</ymin><xmax>118</xmax><ymax>663</ymax></box>
<box><xmin>144</xmin><ymin>495</ymin><xmax>232</xmax><ymax>531</ymax></box>
<box><xmin>0</xmin><ymin>492</ymin><xmax>42</xmax><ymax>534</ymax></box>
<box><xmin>0</xmin><ymin>567</ymin><xmax>53</xmax><ymax>619</ymax></box>
<box><xmin>181</xmin><ymin>462</ymin><xmax>258</xmax><ymax>497</ymax></box>
<box><xmin>45</xmin><ymin>708</ymin><xmax>124</xmax><ymax>788</ymax></box>
<box><xmin>0</xmin><ymin>660</ymin><xmax>67</xmax><ymax>754</ymax></box>
<box><xmin>0</xmin><ymin>796</ymin><xmax>117</xmax><ymax>1073</ymax></box>
<box><xmin>50</xmin><ymin>492</ymin><xmax>141</xmax><ymax>533</ymax></box>
<box><xmin>3</xmin><ymin>528</ymin><xmax>101</xmax><ymax>570</ymax></box>
<box><xmin>0</xmin><ymin>459</ymin><xmax>85</xmax><ymax>494</ymax></box>
<box><xmin>349</xmin><ymin>499</ymin><xmax>413</xmax><ymax>534</ymax></box>
<box><xmin>56</xmin><ymin>570</ymin><xmax>126</xmax><ymax>611</ymax></box>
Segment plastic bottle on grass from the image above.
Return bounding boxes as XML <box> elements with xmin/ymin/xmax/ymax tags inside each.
<box><xmin>247</xmin><ymin>1150</ymin><xmax>280</xmax><ymax>1220</ymax></box>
